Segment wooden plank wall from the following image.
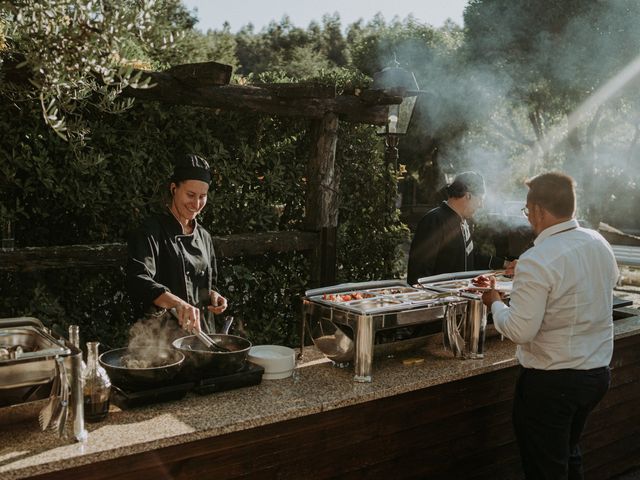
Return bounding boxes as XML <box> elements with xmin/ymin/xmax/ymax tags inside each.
<box><xmin>29</xmin><ymin>334</ymin><xmax>640</xmax><ymax>480</ymax></box>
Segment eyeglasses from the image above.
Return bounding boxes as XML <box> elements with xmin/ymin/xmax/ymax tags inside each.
<box><xmin>521</xmin><ymin>206</ymin><xmax>529</xmax><ymax>217</ymax></box>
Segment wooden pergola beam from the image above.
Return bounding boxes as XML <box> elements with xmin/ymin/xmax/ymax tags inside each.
<box><xmin>124</xmin><ymin>75</ymin><xmax>398</xmax><ymax>124</ymax></box>
<box><xmin>1</xmin><ymin>55</ymin><xmax>400</xmax><ymax>125</ymax></box>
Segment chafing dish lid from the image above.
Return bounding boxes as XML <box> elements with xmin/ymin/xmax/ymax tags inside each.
<box><xmin>0</xmin><ymin>319</ymin><xmax>70</xmax><ymax>362</ymax></box>
<box><xmin>417</xmin><ymin>270</ymin><xmax>492</xmax><ymax>285</ymax></box>
<box><xmin>0</xmin><ymin>316</ymin><xmax>45</xmax><ymax>330</ymax></box>
<box><xmin>305</xmin><ymin>279</ymin><xmax>409</xmax><ymax>298</ymax></box>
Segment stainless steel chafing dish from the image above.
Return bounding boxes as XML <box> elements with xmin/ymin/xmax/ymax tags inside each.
<box><xmin>418</xmin><ymin>270</ymin><xmax>513</xmax><ymax>296</ymax></box>
<box><xmin>417</xmin><ymin>269</ymin><xmax>513</xmax><ymax>361</ymax></box>
<box><xmin>0</xmin><ymin>317</ymin><xmax>86</xmax><ymax>442</ymax></box>
<box><xmin>301</xmin><ymin>280</ymin><xmax>473</xmax><ymax>382</ymax></box>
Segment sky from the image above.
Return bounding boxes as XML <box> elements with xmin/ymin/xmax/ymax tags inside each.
<box><xmin>181</xmin><ymin>0</ymin><xmax>468</xmax><ymax>33</ymax></box>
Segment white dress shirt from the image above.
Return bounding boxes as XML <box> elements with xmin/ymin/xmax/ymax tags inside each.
<box><xmin>491</xmin><ymin>218</ymin><xmax>619</xmax><ymax>370</ymax></box>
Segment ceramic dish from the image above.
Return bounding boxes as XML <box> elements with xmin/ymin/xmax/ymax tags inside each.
<box><xmin>247</xmin><ymin>345</ymin><xmax>296</xmax><ymax>380</ymax></box>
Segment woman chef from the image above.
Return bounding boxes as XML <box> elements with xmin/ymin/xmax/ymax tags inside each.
<box><xmin>127</xmin><ymin>154</ymin><xmax>227</xmax><ymax>333</ymax></box>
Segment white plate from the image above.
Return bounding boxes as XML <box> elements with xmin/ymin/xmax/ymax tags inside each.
<box><xmin>248</xmin><ymin>345</ymin><xmax>296</xmax><ymax>380</ymax></box>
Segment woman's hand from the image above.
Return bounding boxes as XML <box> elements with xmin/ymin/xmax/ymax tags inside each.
<box><xmin>154</xmin><ymin>292</ymin><xmax>201</xmax><ymax>332</ymax></box>
<box><xmin>208</xmin><ymin>291</ymin><xmax>228</xmax><ymax>315</ymax></box>
<box><xmin>174</xmin><ymin>301</ymin><xmax>201</xmax><ymax>332</ymax></box>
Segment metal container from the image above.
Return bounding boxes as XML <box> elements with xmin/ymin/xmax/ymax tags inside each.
<box><xmin>0</xmin><ymin>317</ymin><xmax>86</xmax><ymax>442</ymax></box>
<box><xmin>419</xmin><ymin>271</ymin><xmax>497</xmax><ymax>359</ymax></box>
<box><xmin>301</xmin><ymin>280</ymin><xmax>466</xmax><ymax>382</ymax></box>
<box><xmin>172</xmin><ymin>334</ymin><xmax>251</xmax><ymax>380</ymax></box>
<box><xmin>99</xmin><ymin>347</ymin><xmax>184</xmax><ymax>390</ymax></box>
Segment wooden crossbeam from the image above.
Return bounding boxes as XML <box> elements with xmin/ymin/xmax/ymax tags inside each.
<box><xmin>1</xmin><ymin>54</ymin><xmax>399</xmax><ymax>124</ymax></box>
<box><xmin>0</xmin><ymin>231</ymin><xmax>319</xmax><ymax>272</ymax></box>
<box><xmin>124</xmin><ymin>76</ymin><xmax>394</xmax><ymax>124</ymax></box>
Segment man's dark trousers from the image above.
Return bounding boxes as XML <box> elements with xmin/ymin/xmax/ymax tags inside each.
<box><xmin>513</xmin><ymin>366</ymin><xmax>611</xmax><ymax>480</ymax></box>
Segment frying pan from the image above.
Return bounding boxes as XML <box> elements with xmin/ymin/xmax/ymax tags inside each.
<box><xmin>99</xmin><ymin>347</ymin><xmax>185</xmax><ymax>390</ymax></box>
<box><xmin>172</xmin><ymin>334</ymin><xmax>251</xmax><ymax>380</ymax></box>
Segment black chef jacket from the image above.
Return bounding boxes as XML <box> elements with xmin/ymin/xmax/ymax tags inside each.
<box><xmin>127</xmin><ymin>211</ymin><xmax>218</xmax><ymax>320</ymax></box>
<box><xmin>407</xmin><ymin>202</ymin><xmax>503</xmax><ymax>285</ymax></box>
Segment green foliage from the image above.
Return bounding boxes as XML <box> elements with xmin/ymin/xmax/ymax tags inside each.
<box><xmin>0</xmin><ymin>68</ymin><xmax>405</xmax><ymax>348</ymax></box>
<box><xmin>0</xmin><ymin>0</ymin><xmax>189</xmax><ymax>143</ymax></box>
<box><xmin>335</xmin><ymin>123</ymin><xmax>410</xmax><ymax>281</ymax></box>
<box><xmin>234</xmin><ymin>14</ymin><xmax>351</xmax><ymax>78</ymax></box>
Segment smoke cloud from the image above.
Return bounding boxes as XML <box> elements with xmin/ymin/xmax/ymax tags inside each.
<box><xmin>392</xmin><ymin>2</ymin><xmax>640</xmax><ymax>234</ymax></box>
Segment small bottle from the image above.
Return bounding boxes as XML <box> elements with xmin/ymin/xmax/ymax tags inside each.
<box><xmin>83</xmin><ymin>342</ymin><xmax>111</xmax><ymax>422</ymax></box>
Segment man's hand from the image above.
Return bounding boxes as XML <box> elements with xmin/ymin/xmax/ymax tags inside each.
<box><xmin>208</xmin><ymin>291</ymin><xmax>228</xmax><ymax>315</ymax></box>
<box><xmin>471</xmin><ymin>274</ymin><xmax>491</xmax><ymax>289</ymax></box>
<box><xmin>481</xmin><ymin>277</ymin><xmax>503</xmax><ymax>307</ymax></box>
<box><xmin>505</xmin><ymin>259</ymin><xmax>518</xmax><ymax>276</ymax></box>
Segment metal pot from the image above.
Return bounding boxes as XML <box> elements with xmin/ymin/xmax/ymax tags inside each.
<box><xmin>99</xmin><ymin>347</ymin><xmax>185</xmax><ymax>390</ymax></box>
<box><xmin>172</xmin><ymin>334</ymin><xmax>251</xmax><ymax>380</ymax></box>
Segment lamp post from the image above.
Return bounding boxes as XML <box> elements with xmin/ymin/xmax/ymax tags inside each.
<box><xmin>372</xmin><ymin>58</ymin><xmax>421</xmax><ymax>170</ymax></box>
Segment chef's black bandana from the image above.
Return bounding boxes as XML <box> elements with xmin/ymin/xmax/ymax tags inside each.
<box><xmin>171</xmin><ymin>154</ymin><xmax>212</xmax><ymax>185</ymax></box>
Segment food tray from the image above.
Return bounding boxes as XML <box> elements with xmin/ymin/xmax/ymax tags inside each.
<box><xmin>310</xmin><ymin>286</ymin><xmax>462</xmax><ymax>314</ymax></box>
<box><xmin>422</xmin><ymin>277</ymin><xmax>512</xmax><ymax>294</ymax></box>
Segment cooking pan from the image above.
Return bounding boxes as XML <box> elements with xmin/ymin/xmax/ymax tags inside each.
<box><xmin>99</xmin><ymin>347</ymin><xmax>185</xmax><ymax>390</ymax></box>
<box><xmin>172</xmin><ymin>334</ymin><xmax>251</xmax><ymax>380</ymax></box>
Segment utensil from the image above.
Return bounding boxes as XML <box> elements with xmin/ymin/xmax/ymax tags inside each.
<box><xmin>222</xmin><ymin>316</ymin><xmax>234</xmax><ymax>335</ymax></box>
<box><xmin>38</xmin><ymin>358</ymin><xmax>61</xmax><ymax>430</ymax></box>
<box><xmin>172</xmin><ymin>334</ymin><xmax>251</xmax><ymax>379</ymax></box>
<box><xmin>443</xmin><ymin>304</ymin><xmax>465</xmax><ymax>357</ymax></box>
<box><xmin>193</xmin><ymin>329</ymin><xmax>231</xmax><ymax>353</ymax></box>
<box><xmin>56</xmin><ymin>358</ymin><xmax>69</xmax><ymax>437</ymax></box>
<box><xmin>99</xmin><ymin>348</ymin><xmax>184</xmax><ymax>390</ymax></box>
<box><xmin>169</xmin><ymin>307</ymin><xmax>230</xmax><ymax>352</ymax></box>
<box><xmin>50</xmin><ymin>357</ymin><xmax>66</xmax><ymax>433</ymax></box>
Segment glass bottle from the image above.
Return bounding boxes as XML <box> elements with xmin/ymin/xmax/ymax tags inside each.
<box><xmin>68</xmin><ymin>325</ymin><xmax>87</xmax><ymax>371</ymax></box>
<box><xmin>83</xmin><ymin>342</ymin><xmax>111</xmax><ymax>422</ymax></box>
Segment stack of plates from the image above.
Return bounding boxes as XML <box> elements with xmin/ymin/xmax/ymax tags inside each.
<box><xmin>247</xmin><ymin>345</ymin><xmax>296</xmax><ymax>380</ymax></box>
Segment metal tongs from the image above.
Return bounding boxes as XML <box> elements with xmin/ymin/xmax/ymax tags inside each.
<box><xmin>192</xmin><ymin>329</ymin><xmax>230</xmax><ymax>352</ymax></box>
<box><xmin>38</xmin><ymin>356</ymin><xmax>69</xmax><ymax>437</ymax></box>
<box><xmin>170</xmin><ymin>308</ymin><xmax>232</xmax><ymax>352</ymax></box>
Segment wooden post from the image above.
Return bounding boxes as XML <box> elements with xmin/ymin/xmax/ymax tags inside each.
<box><xmin>304</xmin><ymin>112</ymin><xmax>339</xmax><ymax>287</ymax></box>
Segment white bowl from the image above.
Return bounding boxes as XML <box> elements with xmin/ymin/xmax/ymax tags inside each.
<box><xmin>248</xmin><ymin>345</ymin><xmax>296</xmax><ymax>380</ymax></box>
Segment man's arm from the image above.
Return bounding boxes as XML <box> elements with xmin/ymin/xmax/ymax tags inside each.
<box><xmin>487</xmin><ymin>256</ymin><xmax>549</xmax><ymax>344</ymax></box>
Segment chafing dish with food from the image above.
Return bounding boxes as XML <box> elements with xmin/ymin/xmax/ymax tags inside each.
<box><xmin>301</xmin><ymin>280</ymin><xmax>472</xmax><ymax>382</ymax></box>
<box><xmin>0</xmin><ymin>317</ymin><xmax>86</xmax><ymax>442</ymax></box>
<box><xmin>417</xmin><ymin>270</ymin><xmax>513</xmax><ymax>361</ymax></box>
<box><xmin>419</xmin><ymin>270</ymin><xmax>513</xmax><ymax>295</ymax></box>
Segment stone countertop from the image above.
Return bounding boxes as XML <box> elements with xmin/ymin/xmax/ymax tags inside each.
<box><xmin>2</xmin><ymin>312</ymin><xmax>640</xmax><ymax>480</ymax></box>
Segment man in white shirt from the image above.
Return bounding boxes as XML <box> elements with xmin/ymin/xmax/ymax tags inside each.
<box><xmin>481</xmin><ymin>172</ymin><xmax>619</xmax><ymax>480</ymax></box>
